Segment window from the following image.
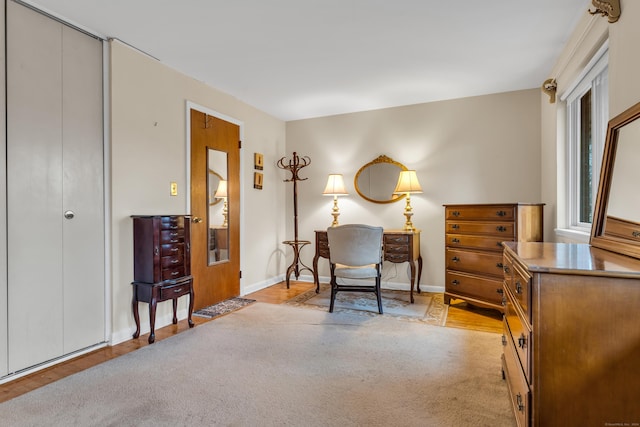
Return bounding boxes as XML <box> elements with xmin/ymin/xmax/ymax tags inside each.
<box><xmin>565</xmin><ymin>46</ymin><xmax>608</xmax><ymax>231</ymax></box>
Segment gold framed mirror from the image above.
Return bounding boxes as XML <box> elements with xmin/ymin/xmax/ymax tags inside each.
<box><xmin>590</xmin><ymin>101</ymin><xmax>640</xmax><ymax>259</ymax></box>
<box><xmin>354</xmin><ymin>155</ymin><xmax>407</xmax><ymax>204</ymax></box>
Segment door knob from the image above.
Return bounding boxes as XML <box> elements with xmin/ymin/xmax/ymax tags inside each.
<box><xmin>193</xmin><ymin>217</ymin><xmax>203</xmax><ymax>223</ymax></box>
<box><xmin>64</xmin><ymin>210</ymin><xmax>75</xmax><ymax>220</ymax></box>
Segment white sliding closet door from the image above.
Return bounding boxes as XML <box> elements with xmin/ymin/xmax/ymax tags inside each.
<box><xmin>6</xmin><ymin>1</ymin><xmax>104</xmax><ymax>373</ymax></box>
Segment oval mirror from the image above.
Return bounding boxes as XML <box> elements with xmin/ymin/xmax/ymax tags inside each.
<box><xmin>591</xmin><ymin>101</ymin><xmax>640</xmax><ymax>259</ymax></box>
<box><xmin>354</xmin><ymin>155</ymin><xmax>407</xmax><ymax>204</ymax></box>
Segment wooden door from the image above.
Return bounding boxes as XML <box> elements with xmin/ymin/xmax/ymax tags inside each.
<box><xmin>190</xmin><ymin>109</ymin><xmax>240</xmax><ymax>309</ymax></box>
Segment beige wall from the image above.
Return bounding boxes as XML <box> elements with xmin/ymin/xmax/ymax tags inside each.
<box><xmin>110</xmin><ymin>41</ymin><xmax>286</xmax><ymax>343</ymax></box>
<box><xmin>286</xmin><ymin>89</ymin><xmax>541</xmax><ymax>290</ymax></box>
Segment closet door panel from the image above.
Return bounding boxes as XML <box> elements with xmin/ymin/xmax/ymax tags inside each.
<box><xmin>61</xmin><ymin>26</ymin><xmax>105</xmax><ymax>352</ymax></box>
<box><xmin>7</xmin><ymin>1</ymin><xmax>64</xmax><ymax>371</ymax></box>
<box><xmin>0</xmin><ymin>0</ymin><xmax>7</xmax><ymax>378</ymax></box>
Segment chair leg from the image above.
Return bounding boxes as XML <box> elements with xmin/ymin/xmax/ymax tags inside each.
<box><xmin>375</xmin><ymin>276</ymin><xmax>383</xmax><ymax>314</ymax></box>
<box><xmin>329</xmin><ymin>278</ymin><xmax>337</xmax><ymax>313</ymax></box>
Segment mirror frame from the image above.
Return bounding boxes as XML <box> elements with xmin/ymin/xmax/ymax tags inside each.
<box><xmin>354</xmin><ymin>154</ymin><xmax>408</xmax><ymax>204</ymax></box>
<box><xmin>590</xmin><ymin>101</ymin><xmax>640</xmax><ymax>259</ymax></box>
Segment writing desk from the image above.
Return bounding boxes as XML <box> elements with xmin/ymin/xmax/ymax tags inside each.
<box><xmin>312</xmin><ymin>229</ymin><xmax>422</xmax><ymax>303</ymax></box>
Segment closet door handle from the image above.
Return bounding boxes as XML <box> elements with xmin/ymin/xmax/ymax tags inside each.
<box><xmin>64</xmin><ymin>210</ymin><xmax>75</xmax><ymax>220</ymax></box>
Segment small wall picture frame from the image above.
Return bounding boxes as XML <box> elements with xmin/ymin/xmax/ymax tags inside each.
<box><xmin>254</xmin><ymin>153</ymin><xmax>264</xmax><ymax>170</ymax></box>
<box><xmin>254</xmin><ymin>172</ymin><xmax>263</xmax><ymax>190</ymax></box>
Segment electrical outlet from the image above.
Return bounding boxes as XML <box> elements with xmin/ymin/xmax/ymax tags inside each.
<box><xmin>170</xmin><ymin>182</ymin><xmax>178</xmax><ymax>196</ymax></box>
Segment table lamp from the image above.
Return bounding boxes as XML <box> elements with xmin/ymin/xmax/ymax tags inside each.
<box><xmin>393</xmin><ymin>170</ymin><xmax>422</xmax><ymax>231</ymax></box>
<box><xmin>322</xmin><ymin>174</ymin><xmax>348</xmax><ymax>227</ymax></box>
<box><xmin>215</xmin><ymin>180</ymin><xmax>228</xmax><ymax>227</ymax></box>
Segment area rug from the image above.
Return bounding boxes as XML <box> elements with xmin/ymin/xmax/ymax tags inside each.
<box><xmin>0</xmin><ymin>302</ymin><xmax>515</xmax><ymax>427</ymax></box>
<box><xmin>193</xmin><ymin>296</ymin><xmax>255</xmax><ymax>318</ymax></box>
<box><xmin>285</xmin><ymin>283</ymin><xmax>448</xmax><ymax>326</ymax></box>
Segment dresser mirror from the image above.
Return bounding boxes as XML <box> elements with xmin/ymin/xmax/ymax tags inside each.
<box><xmin>208</xmin><ymin>148</ymin><xmax>229</xmax><ymax>264</ymax></box>
<box><xmin>590</xmin><ymin>101</ymin><xmax>640</xmax><ymax>259</ymax></box>
<box><xmin>354</xmin><ymin>154</ymin><xmax>407</xmax><ymax>204</ymax></box>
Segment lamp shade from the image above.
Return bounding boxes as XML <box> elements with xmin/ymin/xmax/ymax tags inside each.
<box><xmin>214</xmin><ymin>180</ymin><xmax>228</xmax><ymax>198</ymax></box>
<box><xmin>393</xmin><ymin>170</ymin><xmax>423</xmax><ymax>194</ymax></box>
<box><xmin>322</xmin><ymin>174</ymin><xmax>348</xmax><ymax>196</ymax></box>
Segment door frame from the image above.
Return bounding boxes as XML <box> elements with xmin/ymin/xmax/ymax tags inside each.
<box><xmin>185</xmin><ymin>101</ymin><xmax>245</xmax><ymax>294</ymax></box>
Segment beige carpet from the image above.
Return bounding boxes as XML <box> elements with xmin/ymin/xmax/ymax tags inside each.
<box><xmin>285</xmin><ymin>283</ymin><xmax>448</xmax><ymax>326</ymax></box>
<box><xmin>0</xmin><ymin>302</ymin><xmax>515</xmax><ymax>427</ymax></box>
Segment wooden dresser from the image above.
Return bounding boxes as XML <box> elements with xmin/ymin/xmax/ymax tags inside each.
<box><xmin>443</xmin><ymin>203</ymin><xmax>543</xmax><ymax>312</ymax></box>
<box><xmin>502</xmin><ymin>242</ymin><xmax>640</xmax><ymax>426</ymax></box>
<box><xmin>131</xmin><ymin>215</ymin><xmax>194</xmax><ymax>343</ymax></box>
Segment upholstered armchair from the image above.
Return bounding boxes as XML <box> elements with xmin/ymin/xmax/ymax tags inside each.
<box><xmin>326</xmin><ymin>224</ymin><xmax>384</xmax><ymax>314</ymax></box>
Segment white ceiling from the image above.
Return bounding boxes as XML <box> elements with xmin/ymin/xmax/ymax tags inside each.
<box><xmin>26</xmin><ymin>0</ymin><xmax>590</xmax><ymax>121</ymax></box>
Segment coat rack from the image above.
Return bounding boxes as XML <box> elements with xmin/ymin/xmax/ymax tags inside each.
<box><xmin>277</xmin><ymin>152</ymin><xmax>314</xmax><ymax>288</ymax></box>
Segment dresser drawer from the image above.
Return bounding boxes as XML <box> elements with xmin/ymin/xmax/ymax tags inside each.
<box><xmin>159</xmin><ymin>280</ymin><xmax>191</xmax><ymax>300</ymax></box>
<box><xmin>162</xmin><ymin>266</ymin><xmax>185</xmax><ymax>281</ymax></box>
<box><xmin>161</xmin><ymin>254</ymin><xmax>183</xmax><ymax>269</ymax></box>
<box><xmin>446</xmin><ymin>205</ymin><xmax>515</xmax><ymax>221</ymax></box>
<box><xmin>160</xmin><ymin>216</ymin><xmax>183</xmax><ymax>230</ymax></box>
<box><xmin>446</xmin><ymin>233</ymin><xmax>508</xmax><ymax>252</ymax></box>
<box><xmin>161</xmin><ymin>242</ymin><xmax>184</xmax><ymax>257</ymax></box>
<box><xmin>504</xmin><ymin>289</ymin><xmax>531</xmax><ymax>381</ymax></box>
<box><xmin>446</xmin><ymin>220</ymin><xmax>515</xmax><ymax>237</ymax></box>
<box><xmin>316</xmin><ymin>232</ymin><xmax>330</xmax><ymax>257</ymax></box>
<box><xmin>160</xmin><ymin>229</ymin><xmax>184</xmax><ymax>244</ymax></box>
<box><xmin>506</xmin><ymin>261</ymin><xmax>531</xmax><ymax>318</ymax></box>
<box><xmin>446</xmin><ymin>248</ymin><xmax>504</xmax><ymax>277</ymax></box>
<box><xmin>446</xmin><ymin>271</ymin><xmax>504</xmax><ymax>304</ymax></box>
<box><xmin>502</xmin><ymin>321</ymin><xmax>530</xmax><ymax>427</ymax></box>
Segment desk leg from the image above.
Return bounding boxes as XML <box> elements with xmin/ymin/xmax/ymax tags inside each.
<box><xmin>132</xmin><ymin>291</ymin><xmax>140</xmax><ymax>339</ymax></box>
<box><xmin>188</xmin><ymin>283</ymin><xmax>195</xmax><ymax>328</ymax></box>
<box><xmin>312</xmin><ymin>253</ymin><xmax>320</xmax><ymax>293</ymax></box>
<box><xmin>409</xmin><ymin>261</ymin><xmax>416</xmax><ymax>304</ymax></box>
<box><xmin>416</xmin><ymin>255</ymin><xmax>423</xmax><ymax>294</ymax></box>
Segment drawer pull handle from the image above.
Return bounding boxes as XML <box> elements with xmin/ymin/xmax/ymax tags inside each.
<box><xmin>171</xmin><ymin>259</ymin><xmax>179</xmax><ymax>264</ymax></box>
<box><xmin>451</xmin><ymin>280</ymin><xmax>460</xmax><ymax>286</ymax></box>
<box><xmin>633</xmin><ymin>231</ymin><xmax>640</xmax><ymax>238</ymax></box>
<box><xmin>173</xmin><ymin>288</ymin><xmax>183</xmax><ymax>293</ymax></box>
<box><xmin>451</xmin><ymin>238</ymin><xmax>460</xmax><ymax>244</ymax></box>
<box><xmin>496</xmin><ymin>210</ymin><xmax>507</xmax><ymax>217</ymax></box>
<box><xmin>496</xmin><ymin>226</ymin><xmax>507</xmax><ymax>232</ymax></box>
<box><xmin>169</xmin><ymin>225</ymin><xmax>179</xmax><ymax>229</ymax></box>
<box><xmin>171</xmin><ymin>247</ymin><xmax>179</xmax><ymax>252</ymax></box>
<box><xmin>496</xmin><ymin>288</ymin><xmax>504</xmax><ymax>295</ymax></box>
<box><xmin>516</xmin><ymin>393</ymin><xmax>525</xmax><ymax>412</ymax></box>
<box><xmin>501</xmin><ymin>335</ymin><xmax>507</xmax><ymax>346</ymax></box>
<box><xmin>515</xmin><ymin>281</ymin><xmax>523</xmax><ymax>294</ymax></box>
<box><xmin>504</xmin><ymin>266</ymin><xmax>511</xmax><ymax>274</ymax></box>
<box><xmin>170</xmin><ymin>232</ymin><xmax>179</xmax><ymax>237</ymax></box>
<box><xmin>171</xmin><ymin>271</ymin><xmax>179</xmax><ymax>276</ymax></box>
<box><xmin>154</xmin><ymin>246</ymin><xmax>159</xmax><ymax>256</ymax></box>
<box><xmin>496</xmin><ymin>242</ymin><xmax>503</xmax><ymax>247</ymax></box>
<box><xmin>496</xmin><ymin>262</ymin><xmax>503</xmax><ymax>269</ymax></box>
<box><xmin>518</xmin><ymin>334</ymin><xmax>527</xmax><ymax>349</ymax></box>
<box><xmin>452</xmin><ymin>211</ymin><xmax>460</xmax><ymax>217</ymax></box>
<box><xmin>451</xmin><ymin>256</ymin><xmax>460</xmax><ymax>263</ymax></box>
<box><xmin>451</xmin><ymin>224</ymin><xmax>460</xmax><ymax>229</ymax></box>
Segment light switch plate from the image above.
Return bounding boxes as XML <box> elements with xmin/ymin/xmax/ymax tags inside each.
<box><xmin>170</xmin><ymin>182</ymin><xmax>178</xmax><ymax>196</ymax></box>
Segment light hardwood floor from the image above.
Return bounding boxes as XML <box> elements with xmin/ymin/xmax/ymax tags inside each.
<box><xmin>0</xmin><ymin>281</ymin><xmax>501</xmax><ymax>403</ymax></box>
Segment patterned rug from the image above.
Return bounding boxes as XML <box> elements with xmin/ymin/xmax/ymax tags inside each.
<box><xmin>284</xmin><ymin>284</ymin><xmax>448</xmax><ymax>326</ymax></box>
<box><xmin>193</xmin><ymin>297</ymin><xmax>256</xmax><ymax>319</ymax></box>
